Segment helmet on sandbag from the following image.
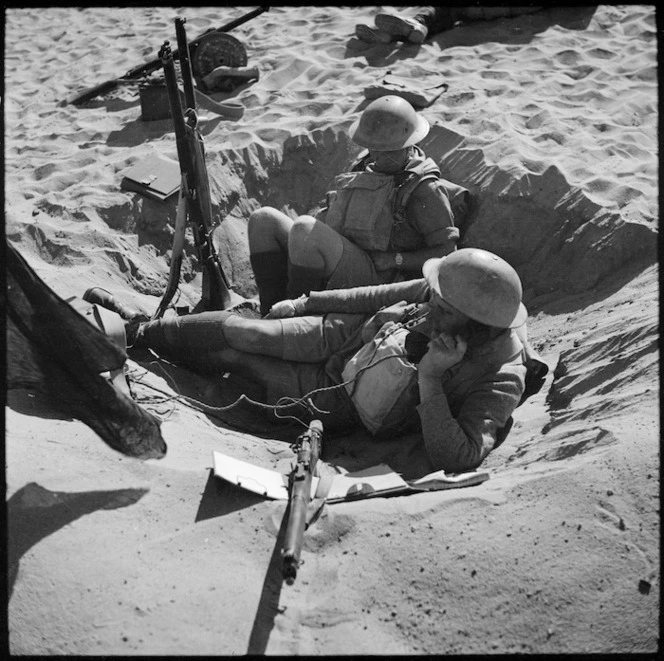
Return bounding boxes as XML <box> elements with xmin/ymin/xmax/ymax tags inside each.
<box><xmin>349</xmin><ymin>95</ymin><xmax>430</xmax><ymax>151</ymax></box>
<box><xmin>422</xmin><ymin>248</ymin><xmax>528</xmax><ymax>329</ymax></box>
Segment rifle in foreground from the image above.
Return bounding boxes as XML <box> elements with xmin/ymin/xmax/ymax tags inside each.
<box><xmin>68</xmin><ymin>6</ymin><xmax>269</xmax><ymax>106</ymax></box>
<box><xmin>154</xmin><ymin>33</ymin><xmax>232</xmax><ymax>318</ymax></box>
<box><xmin>282</xmin><ymin>420</ymin><xmax>323</xmax><ymax>585</ymax></box>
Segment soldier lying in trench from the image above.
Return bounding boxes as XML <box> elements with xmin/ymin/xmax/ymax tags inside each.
<box><xmin>96</xmin><ymin>248</ymin><xmax>547</xmax><ymax>474</ymax></box>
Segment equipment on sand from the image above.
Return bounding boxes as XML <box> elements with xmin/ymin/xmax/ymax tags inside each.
<box><xmin>201</xmin><ymin>65</ymin><xmax>260</xmax><ymax>94</ymax></box>
<box><xmin>154</xmin><ymin>24</ymin><xmax>234</xmax><ymax>318</ymax></box>
<box><xmin>119</xmin><ymin>152</ymin><xmax>181</xmax><ymax>200</ymax></box>
<box><xmin>375</xmin><ymin>13</ymin><xmax>428</xmax><ymax>44</ymax></box>
<box><xmin>192</xmin><ymin>32</ymin><xmax>248</xmax><ymax>88</ymax></box>
<box><xmin>342</xmin><ymin>321</ymin><xmax>419</xmax><ymax>437</ymax></box>
<box><xmin>67</xmin><ymin>6</ymin><xmax>269</xmax><ymax>106</ymax></box>
<box><xmin>190</xmin><ymin>33</ymin><xmax>257</xmax><ymax>99</ymax></box>
<box><xmin>282</xmin><ymin>420</ymin><xmax>323</xmax><ymax>585</ymax></box>
<box><xmin>363</xmin><ymin>72</ymin><xmax>448</xmax><ymax>109</ymax></box>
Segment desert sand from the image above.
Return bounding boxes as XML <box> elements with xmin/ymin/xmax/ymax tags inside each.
<box><xmin>4</xmin><ymin>4</ymin><xmax>659</xmax><ymax>655</ymax></box>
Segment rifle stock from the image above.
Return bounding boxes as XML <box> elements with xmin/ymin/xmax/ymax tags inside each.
<box><xmin>152</xmin><ymin>184</ymin><xmax>187</xmax><ymax>321</ymax></box>
<box><xmin>282</xmin><ymin>420</ymin><xmax>323</xmax><ymax>585</ymax></box>
<box><xmin>68</xmin><ymin>6</ymin><xmax>269</xmax><ymax>106</ymax></box>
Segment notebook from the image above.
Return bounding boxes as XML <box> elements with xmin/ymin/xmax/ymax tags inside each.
<box><xmin>120</xmin><ymin>152</ymin><xmax>180</xmax><ymax>202</ymax></box>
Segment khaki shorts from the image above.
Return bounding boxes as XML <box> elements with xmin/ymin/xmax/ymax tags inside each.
<box><xmin>279</xmin><ymin>312</ymin><xmax>366</xmax><ymax>362</ymax></box>
<box><xmin>262</xmin><ymin>358</ymin><xmax>360</xmax><ymax>430</ymax></box>
<box><xmin>254</xmin><ymin>313</ymin><xmax>366</xmax><ymax>431</ymax></box>
<box><xmin>326</xmin><ymin>235</ymin><xmax>387</xmax><ymax>290</ymax></box>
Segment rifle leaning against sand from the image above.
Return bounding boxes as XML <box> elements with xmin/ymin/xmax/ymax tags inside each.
<box><xmin>282</xmin><ymin>420</ymin><xmax>323</xmax><ymax>585</ymax></box>
<box><xmin>67</xmin><ymin>6</ymin><xmax>269</xmax><ymax>106</ymax></box>
<box><xmin>154</xmin><ymin>36</ymin><xmax>232</xmax><ymax>318</ymax></box>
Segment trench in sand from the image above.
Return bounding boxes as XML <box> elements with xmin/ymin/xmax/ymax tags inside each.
<box><xmin>10</xmin><ymin>122</ymin><xmax>659</xmax><ymax>475</ymax></box>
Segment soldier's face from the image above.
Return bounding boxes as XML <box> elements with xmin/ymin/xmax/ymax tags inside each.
<box><xmin>370</xmin><ymin>147</ymin><xmax>410</xmax><ymax>172</ymax></box>
<box><xmin>426</xmin><ymin>291</ymin><xmax>469</xmax><ymax>336</ymax></box>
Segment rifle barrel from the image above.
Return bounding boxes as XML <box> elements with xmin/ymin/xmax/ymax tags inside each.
<box><xmin>175</xmin><ymin>17</ymin><xmax>196</xmax><ymax>112</ymax></box>
<box><xmin>159</xmin><ymin>43</ymin><xmax>187</xmax><ymax>161</ymax></box>
<box><xmin>159</xmin><ymin>36</ymin><xmax>232</xmax><ymax>312</ymax></box>
<box><xmin>205</xmin><ymin>5</ymin><xmax>268</xmax><ymax>38</ymax></box>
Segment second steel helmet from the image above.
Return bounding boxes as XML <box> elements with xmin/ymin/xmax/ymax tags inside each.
<box><xmin>422</xmin><ymin>248</ymin><xmax>528</xmax><ymax>329</ymax></box>
<box><xmin>349</xmin><ymin>95</ymin><xmax>430</xmax><ymax>151</ymax></box>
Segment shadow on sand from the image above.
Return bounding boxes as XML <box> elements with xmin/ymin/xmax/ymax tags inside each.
<box><xmin>195</xmin><ymin>468</ymin><xmax>266</xmax><ymax>523</ymax></box>
<box><xmin>246</xmin><ymin>504</ymin><xmax>290</xmax><ymax>655</ymax></box>
<box><xmin>6</xmin><ymin>482</ymin><xmax>148</xmax><ymax>599</ymax></box>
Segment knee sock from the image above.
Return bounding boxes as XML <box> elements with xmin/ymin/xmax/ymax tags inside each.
<box><xmin>133</xmin><ymin>317</ymin><xmax>176</xmax><ymax>351</ymax></box>
<box><xmin>250</xmin><ymin>250</ymin><xmax>289</xmax><ymax>316</ymax></box>
<box><xmin>137</xmin><ymin>312</ymin><xmax>232</xmax><ymax>356</ymax></box>
<box><xmin>137</xmin><ymin>311</ymin><xmax>286</xmax><ymax>366</ymax></box>
<box><xmin>286</xmin><ymin>263</ymin><xmax>327</xmax><ymax>298</ymax></box>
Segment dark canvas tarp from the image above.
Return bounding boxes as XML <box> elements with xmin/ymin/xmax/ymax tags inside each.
<box><xmin>5</xmin><ymin>240</ymin><xmax>166</xmax><ymax>459</ymax></box>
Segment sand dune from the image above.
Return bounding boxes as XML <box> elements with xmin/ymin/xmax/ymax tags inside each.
<box><xmin>5</xmin><ymin>5</ymin><xmax>658</xmax><ymax>655</ymax></box>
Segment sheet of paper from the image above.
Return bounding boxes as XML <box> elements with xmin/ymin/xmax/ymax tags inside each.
<box><xmin>408</xmin><ymin>469</ymin><xmax>489</xmax><ymax>490</ymax></box>
<box><xmin>324</xmin><ymin>464</ymin><xmax>409</xmax><ymax>502</ymax></box>
<box><xmin>212</xmin><ymin>451</ymin><xmax>319</xmax><ymax>500</ymax></box>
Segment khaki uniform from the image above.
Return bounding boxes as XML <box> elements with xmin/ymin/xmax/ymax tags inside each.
<box><xmin>315</xmin><ymin>147</ymin><xmax>466</xmax><ymax>283</ymax></box>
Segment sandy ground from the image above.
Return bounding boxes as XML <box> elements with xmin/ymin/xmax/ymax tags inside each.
<box><xmin>4</xmin><ymin>5</ymin><xmax>659</xmax><ymax>655</ymax></box>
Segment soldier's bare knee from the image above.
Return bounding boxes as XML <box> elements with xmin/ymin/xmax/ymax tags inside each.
<box><xmin>248</xmin><ymin>206</ymin><xmax>277</xmax><ymax>233</ymax></box>
<box><xmin>289</xmin><ymin>217</ymin><xmax>316</xmax><ymax>242</ymax></box>
<box><xmin>248</xmin><ymin>207</ymin><xmax>291</xmax><ymax>247</ymax></box>
<box><xmin>288</xmin><ymin>217</ymin><xmax>319</xmax><ymax>257</ymax></box>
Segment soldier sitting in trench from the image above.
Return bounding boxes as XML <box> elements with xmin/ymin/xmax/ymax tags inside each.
<box><xmin>247</xmin><ymin>95</ymin><xmax>470</xmax><ymax>316</ymax></box>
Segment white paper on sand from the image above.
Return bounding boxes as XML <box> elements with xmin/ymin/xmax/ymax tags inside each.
<box><xmin>408</xmin><ymin>468</ymin><xmax>490</xmax><ymax>491</ymax></box>
<box><xmin>323</xmin><ymin>464</ymin><xmax>489</xmax><ymax>503</ymax></box>
<box><xmin>322</xmin><ymin>464</ymin><xmax>410</xmax><ymax>502</ymax></box>
<box><xmin>212</xmin><ymin>452</ymin><xmax>488</xmax><ymax>502</ymax></box>
<box><xmin>212</xmin><ymin>451</ymin><xmax>319</xmax><ymax>500</ymax></box>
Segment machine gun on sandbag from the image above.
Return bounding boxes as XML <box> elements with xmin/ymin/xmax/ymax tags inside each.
<box><xmin>154</xmin><ymin>23</ymin><xmax>236</xmax><ymax>317</ymax></box>
<box><xmin>66</xmin><ymin>6</ymin><xmax>267</xmax><ymax>111</ymax></box>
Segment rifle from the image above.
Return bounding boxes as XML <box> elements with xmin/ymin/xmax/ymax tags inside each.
<box><xmin>154</xmin><ymin>33</ymin><xmax>231</xmax><ymax>318</ymax></box>
<box><xmin>67</xmin><ymin>6</ymin><xmax>269</xmax><ymax>106</ymax></box>
<box><xmin>282</xmin><ymin>420</ymin><xmax>323</xmax><ymax>585</ymax></box>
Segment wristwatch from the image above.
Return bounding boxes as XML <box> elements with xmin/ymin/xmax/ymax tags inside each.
<box><xmin>394</xmin><ymin>252</ymin><xmax>404</xmax><ymax>268</ymax></box>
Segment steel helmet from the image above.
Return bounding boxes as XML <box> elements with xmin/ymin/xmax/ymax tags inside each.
<box><xmin>349</xmin><ymin>95</ymin><xmax>430</xmax><ymax>151</ymax></box>
<box><xmin>422</xmin><ymin>248</ymin><xmax>528</xmax><ymax>328</ymax></box>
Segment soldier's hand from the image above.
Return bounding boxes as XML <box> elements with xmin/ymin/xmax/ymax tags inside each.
<box><xmin>361</xmin><ymin>300</ymin><xmax>412</xmax><ymax>342</ymax></box>
<box><xmin>417</xmin><ymin>332</ymin><xmax>467</xmax><ymax>377</ymax></box>
<box><xmin>370</xmin><ymin>251</ymin><xmax>397</xmax><ymax>272</ymax></box>
<box><xmin>265</xmin><ymin>296</ymin><xmax>307</xmax><ymax>319</ymax></box>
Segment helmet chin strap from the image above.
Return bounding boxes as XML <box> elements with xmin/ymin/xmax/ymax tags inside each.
<box><xmin>371</xmin><ymin>146</ymin><xmax>412</xmax><ymax>172</ymax></box>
